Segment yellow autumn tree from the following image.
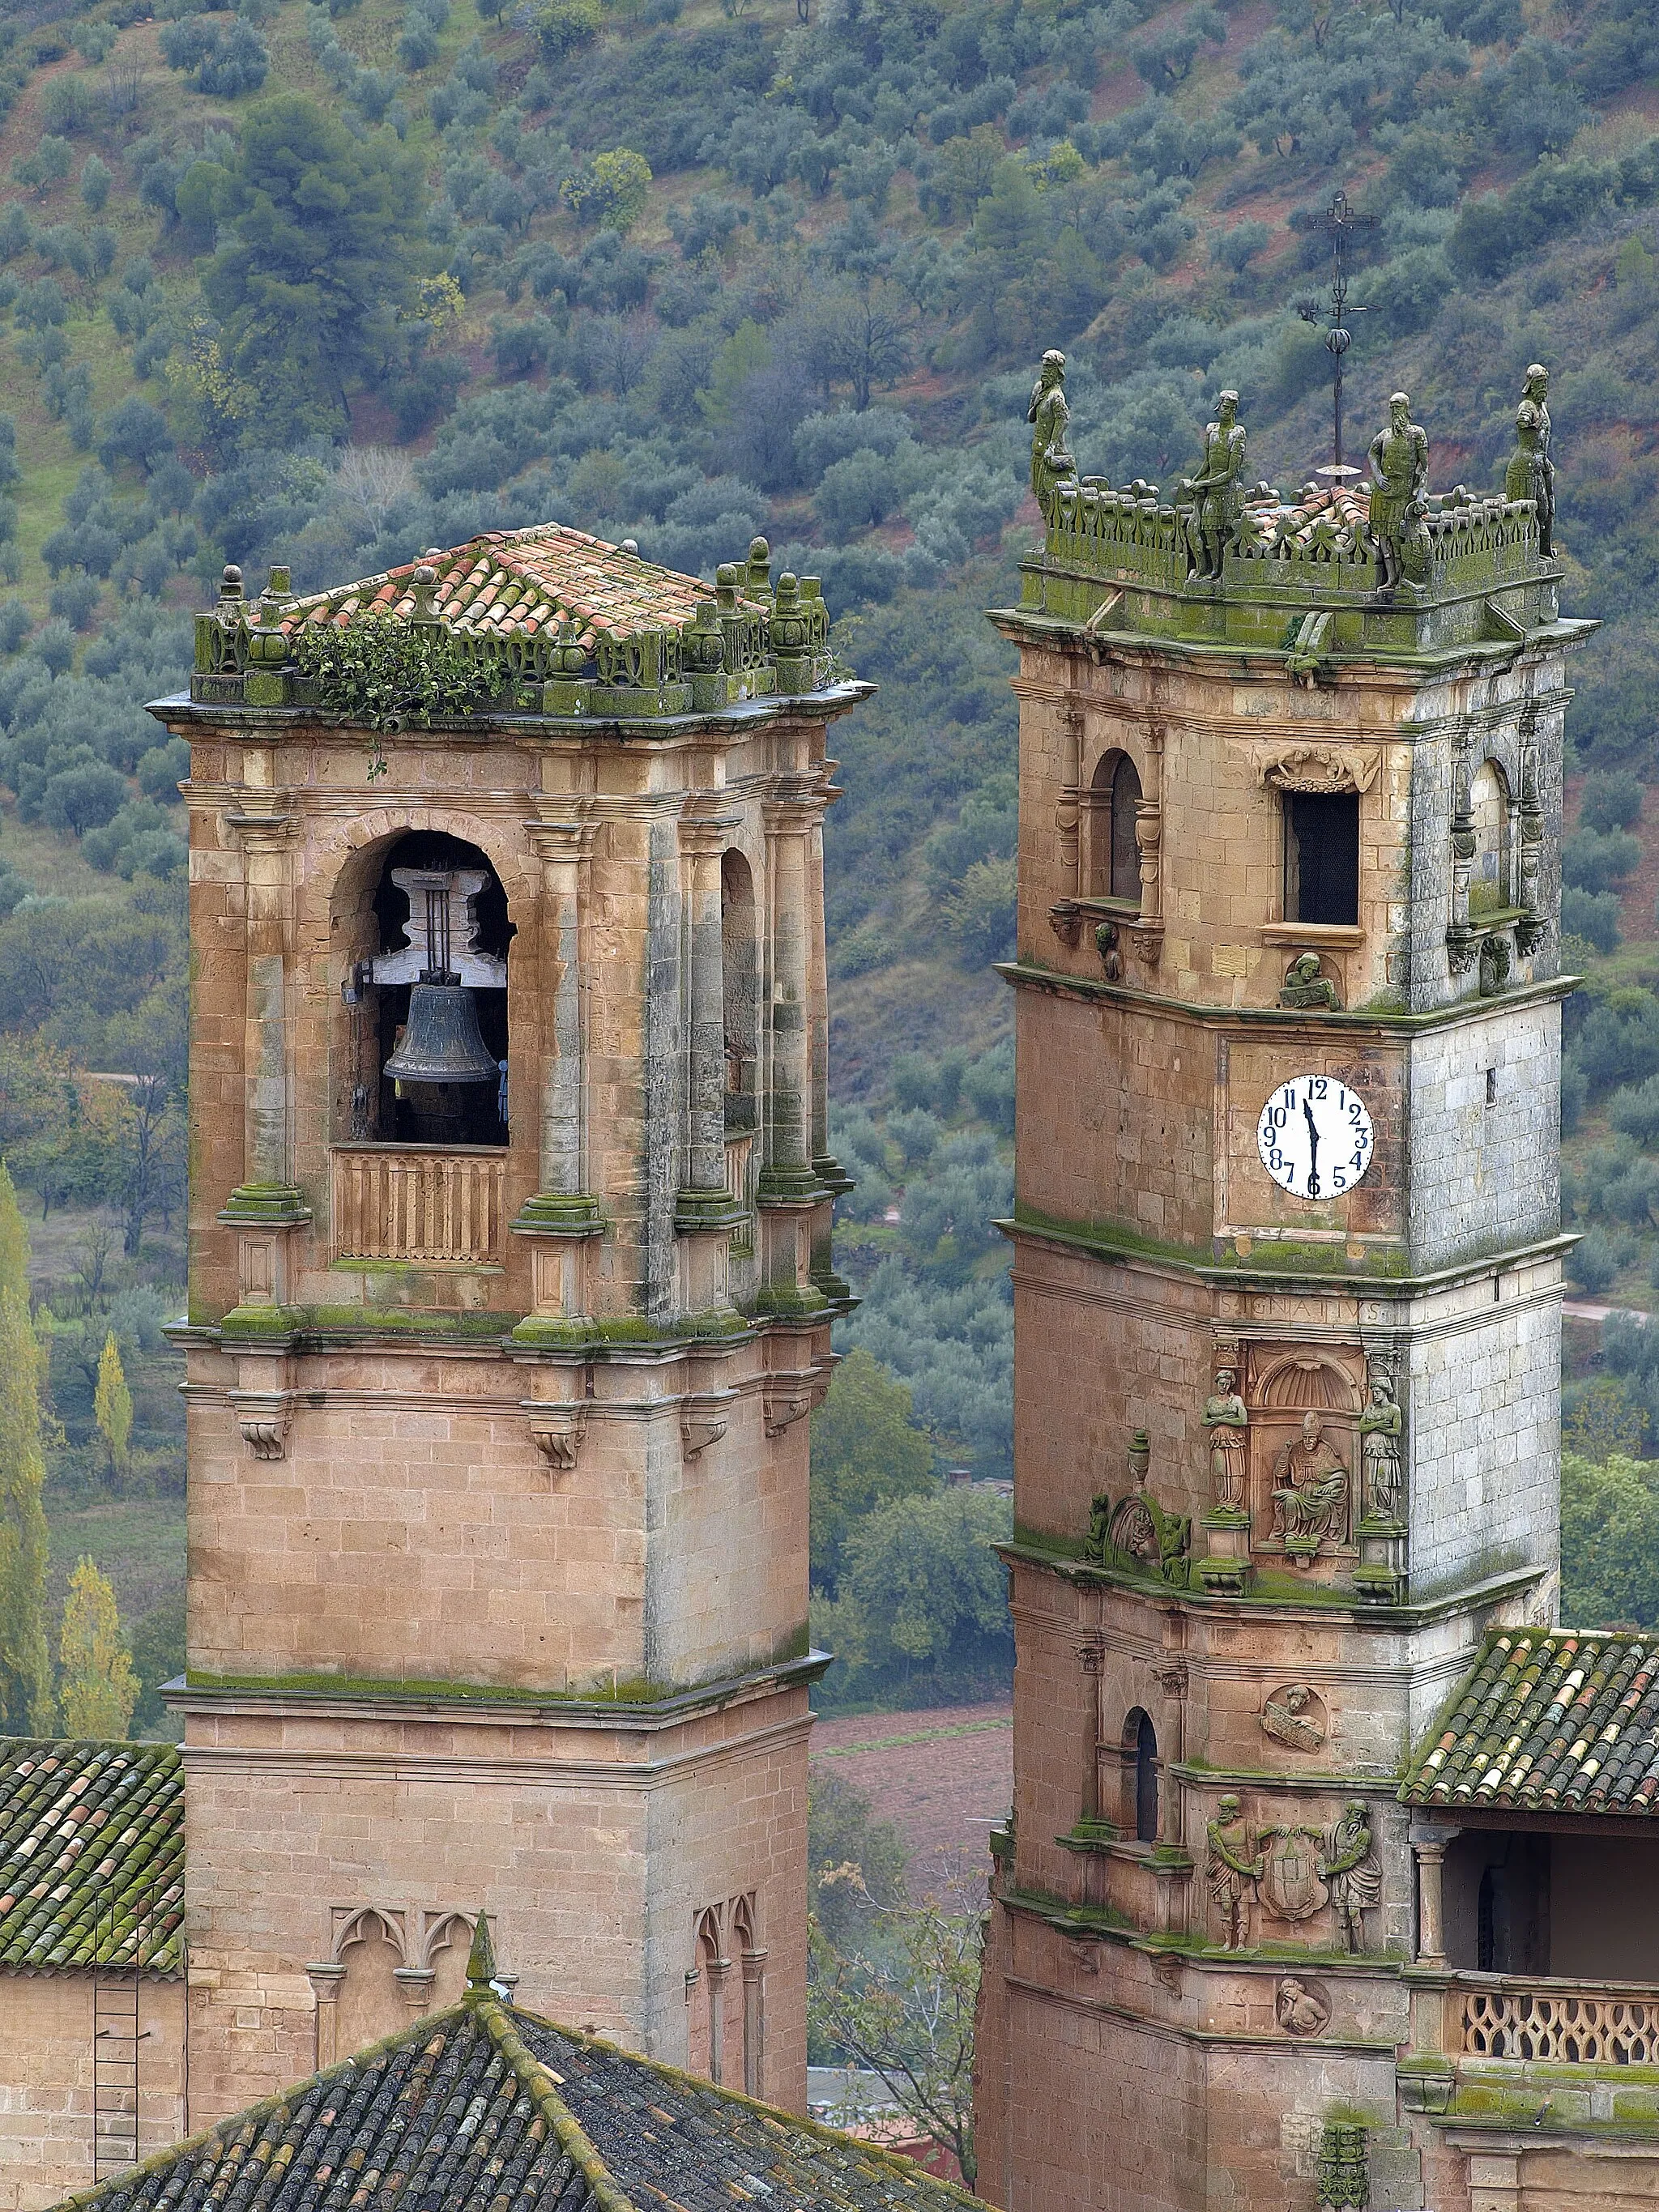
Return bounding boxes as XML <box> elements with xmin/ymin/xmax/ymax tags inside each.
<box><xmin>59</xmin><ymin>1557</ymin><xmax>138</xmax><ymax>1740</ymax></box>
<box><xmin>0</xmin><ymin>1161</ymin><xmax>53</xmax><ymax>1733</ymax></box>
<box><xmin>94</xmin><ymin>1331</ymin><xmax>133</xmax><ymax>1473</ymax></box>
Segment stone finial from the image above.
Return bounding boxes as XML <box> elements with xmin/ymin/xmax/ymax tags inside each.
<box><xmin>220</xmin><ymin>565</ymin><xmax>244</xmax><ymax>600</ymax></box>
<box><xmin>410</xmin><ymin>565</ymin><xmax>440</xmax><ymax>624</ymax></box>
<box><xmin>746</xmin><ymin>535</ymin><xmax>772</xmax><ymax>600</ymax></box>
<box><xmin>464</xmin><ymin>1911</ymin><xmax>498</xmax><ymax>1994</ymax></box>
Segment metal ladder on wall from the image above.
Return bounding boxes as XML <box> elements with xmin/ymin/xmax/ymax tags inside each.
<box><xmin>92</xmin><ymin>1890</ymin><xmax>146</xmax><ymax>2181</ymax></box>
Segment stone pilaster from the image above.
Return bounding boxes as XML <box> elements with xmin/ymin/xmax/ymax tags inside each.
<box><xmin>757</xmin><ymin>795</ymin><xmax>825</xmax><ymax>1316</ymax></box>
<box><xmin>675</xmin><ymin>802</ymin><xmax>745</xmax><ymax>1316</ymax></box>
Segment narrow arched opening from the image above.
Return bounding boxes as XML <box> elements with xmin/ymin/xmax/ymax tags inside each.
<box><xmin>1124</xmin><ymin>1707</ymin><xmax>1158</xmax><ymax>1843</ymax></box>
<box><xmin>336</xmin><ymin>829</ymin><xmax>515</xmax><ymax>1148</ymax></box>
<box><xmin>722</xmin><ymin>849</ymin><xmax>758</xmax><ymax>1132</ymax></box>
<box><xmin>1470</xmin><ymin>758</ymin><xmax>1513</xmax><ymax>917</ymax></box>
<box><xmin>1088</xmin><ymin>752</ymin><xmax>1142</xmax><ymax>903</ymax></box>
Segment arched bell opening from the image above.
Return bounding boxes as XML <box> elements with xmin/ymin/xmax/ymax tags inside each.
<box><xmin>339</xmin><ymin>830</ymin><xmax>516</xmax><ymax>1149</ymax></box>
<box><xmin>1123</xmin><ymin>1707</ymin><xmax>1159</xmax><ymax>1843</ymax></box>
<box><xmin>722</xmin><ymin>849</ymin><xmax>758</xmax><ymax>1133</ymax></box>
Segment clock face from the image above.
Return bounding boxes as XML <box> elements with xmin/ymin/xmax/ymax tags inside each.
<box><xmin>1256</xmin><ymin>1076</ymin><xmax>1375</xmax><ymax>1201</ymax></box>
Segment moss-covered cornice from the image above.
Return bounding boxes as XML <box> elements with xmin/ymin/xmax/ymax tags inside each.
<box><xmin>147</xmin><ymin>683</ymin><xmax>872</xmax><ymax>741</ymax></box>
<box><xmin>996</xmin><ymin>957</ymin><xmax>1580</xmax><ymax>1034</ymax></box>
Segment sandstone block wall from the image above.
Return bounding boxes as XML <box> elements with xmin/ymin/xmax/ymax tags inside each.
<box><xmin>0</xmin><ymin>1974</ymin><xmax>185</xmax><ymax>2212</ymax></box>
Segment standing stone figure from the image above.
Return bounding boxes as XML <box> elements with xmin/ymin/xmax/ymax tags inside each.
<box><xmin>1367</xmin><ymin>392</ymin><xmax>1429</xmax><ymax>589</ymax></box>
<box><xmin>1206</xmin><ymin>1793</ymin><xmax>1264</xmax><ymax>1950</ymax></box>
<box><xmin>1358</xmin><ymin>1364</ymin><xmax>1404</xmax><ymax>1523</ymax></box>
<box><xmin>1028</xmin><ymin>350</ymin><xmax>1077</xmax><ymax>520</ymax></box>
<box><xmin>1320</xmin><ymin>1800</ymin><xmax>1382</xmax><ymax>1953</ymax></box>
<box><xmin>1201</xmin><ymin>1366</ymin><xmax>1248</xmax><ymax>1511</ymax></box>
<box><xmin>1271</xmin><ymin>1411</ymin><xmax>1350</xmax><ymax>1553</ymax></box>
<box><xmin>1504</xmin><ymin>362</ymin><xmax>1556</xmax><ymax>557</ymax></box>
<box><xmin>1179</xmin><ymin>390</ymin><xmax>1247</xmax><ymax>580</ymax></box>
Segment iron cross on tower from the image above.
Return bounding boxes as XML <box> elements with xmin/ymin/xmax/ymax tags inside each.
<box><xmin>1297</xmin><ymin>190</ymin><xmax>1377</xmax><ymax>478</ymax></box>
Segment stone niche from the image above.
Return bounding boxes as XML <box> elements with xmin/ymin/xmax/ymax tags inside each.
<box><xmin>1242</xmin><ymin>1343</ymin><xmax>1365</xmax><ymax>1577</ymax></box>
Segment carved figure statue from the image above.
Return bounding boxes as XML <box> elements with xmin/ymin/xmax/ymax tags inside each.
<box><xmin>1179</xmin><ymin>390</ymin><xmax>1247</xmax><ymax>580</ymax></box>
<box><xmin>1260</xmin><ymin>1683</ymin><xmax>1325</xmax><ymax>1753</ymax></box>
<box><xmin>1358</xmin><ymin>1364</ymin><xmax>1404</xmax><ymax>1523</ymax></box>
<box><xmin>1205</xmin><ymin>1794</ymin><xmax>1263</xmax><ymax>1951</ymax></box>
<box><xmin>1085</xmin><ymin>1490</ymin><xmax>1112</xmax><ymax>1561</ymax></box>
<box><xmin>1321</xmin><ymin>1800</ymin><xmax>1382</xmax><ymax>1953</ymax></box>
<box><xmin>1279</xmin><ymin>952</ymin><xmax>1340</xmax><ymax>1012</ymax></box>
<box><xmin>1027</xmin><ymin>351</ymin><xmax>1077</xmax><ymax>521</ymax></box>
<box><xmin>1504</xmin><ymin>363</ymin><xmax>1555</xmax><ymax>556</ymax></box>
<box><xmin>1367</xmin><ymin>392</ymin><xmax>1429</xmax><ymax>589</ymax></box>
<box><xmin>1270</xmin><ymin>1411</ymin><xmax>1350</xmax><ymax>1554</ymax></box>
<box><xmin>1201</xmin><ymin>1366</ymin><xmax>1248</xmax><ymax>1511</ymax></box>
<box><xmin>1276</xmin><ymin>1975</ymin><xmax>1332</xmax><ymax>2038</ymax></box>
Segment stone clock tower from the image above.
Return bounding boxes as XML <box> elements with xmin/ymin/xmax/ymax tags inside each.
<box><xmin>972</xmin><ymin>371</ymin><xmax>1617</xmax><ymax>2212</ymax></box>
<box><xmin>154</xmin><ymin>526</ymin><xmax>859</xmax><ymax>2130</ymax></box>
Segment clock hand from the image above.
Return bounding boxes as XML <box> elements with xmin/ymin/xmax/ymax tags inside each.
<box><xmin>1303</xmin><ymin>1097</ymin><xmax>1320</xmax><ymax>1195</ymax></box>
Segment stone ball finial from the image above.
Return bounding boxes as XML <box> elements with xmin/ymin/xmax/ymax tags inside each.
<box><xmin>412</xmin><ymin>564</ymin><xmax>436</xmax><ymax>587</ymax></box>
<box><xmin>621</xmin><ymin>538</ymin><xmax>638</xmax><ymax>555</ymax></box>
<box><xmin>748</xmin><ymin>536</ymin><xmax>770</xmax><ymax>561</ymax></box>
<box><xmin>222</xmin><ymin>565</ymin><xmax>242</xmax><ymax>588</ymax></box>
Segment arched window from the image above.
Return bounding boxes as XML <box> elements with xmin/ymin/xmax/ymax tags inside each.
<box><xmin>1090</xmin><ymin>752</ymin><xmax>1143</xmax><ymax>903</ymax></box>
<box><xmin>334</xmin><ymin>1910</ymin><xmax>406</xmax><ymax>2056</ymax></box>
<box><xmin>1125</xmin><ymin>1708</ymin><xmax>1158</xmax><ymax>1843</ymax></box>
<box><xmin>1470</xmin><ymin>760</ymin><xmax>1512</xmax><ymax>916</ymax></box>
<box><xmin>335</xmin><ymin>829</ymin><xmax>515</xmax><ymax>1147</ymax></box>
<box><xmin>721</xmin><ymin>850</ymin><xmax>758</xmax><ymax>1131</ymax></box>
<box><xmin>690</xmin><ymin>1905</ymin><xmax>728</xmax><ymax>2085</ymax></box>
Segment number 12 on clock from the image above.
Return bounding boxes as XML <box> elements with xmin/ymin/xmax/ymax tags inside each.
<box><xmin>1256</xmin><ymin>1075</ymin><xmax>1375</xmax><ymax>1201</ymax></box>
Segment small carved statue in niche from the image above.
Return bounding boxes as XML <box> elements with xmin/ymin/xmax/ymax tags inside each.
<box><xmin>1201</xmin><ymin>1366</ymin><xmax>1248</xmax><ymax>1512</ymax></box>
<box><xmin>1205</xmin><ymin>1794</ymin><xmax>1263</xmax><ymax>1951</ymax></box>
<box><xmin>1358</xmin><ymin>1362</ymin><xmax>1405</xmax><ymax>1523</ymax></box>
<box><xmin>1085</xmin><ymin>1490</ymin><xmax>1112</xmax><ymax>1560</ymax></box>
<box><xmin>1178</xmin><ymin>390</ymin><xmax>1247</xmax><ymax>580</ymax></box>
<box><xmin>1096</xmin><ymin>918</ymin><xmax>1123</xmax><ymax>982</ymax></box>
<box><xmin>1270</xmin><ymin>1411</ymin><xmax>1350</xmax><ymax>1555</ymax></box>
<box><xmin>1276</xmin><ymin>1976</ymin><xmax>1332</xmax><ymax>2039</ymax></box>
<box><xmin>1260</xmin><ymin>1683</ymin><xmax>1326</xmax><ymax>1753</ymax></box>
<box><xmin>1367</xmin><ymin>392</ymin><xmax>1429</xmax><ymax>589</ymax></box>
<box><xmin>1320</xmin><ymin>1800</ymin><xmax>1382</xmax><ymax>1954</ymax></box>
<box><xmin>1027</xmin><ymin>350</ymin><xmax>1077</xmax><ymax>521</ymax></box>
<box><xmin>1504</xmin><ymin>362</ymin><xmax>1555</xmax><ymax>557</ymax></box>
<box><xmin>1279</xmin><ymin>952</ymin><xmax>1340</xmax><ymax>1012</ymax></box>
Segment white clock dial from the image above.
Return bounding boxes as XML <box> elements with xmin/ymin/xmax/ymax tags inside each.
<box><xmin>1256</xmin><ymin>1076</ymin><xmax>1374</xmax><ymax>1200</ymax></box>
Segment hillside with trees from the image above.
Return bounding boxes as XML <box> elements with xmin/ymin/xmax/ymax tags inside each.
<box><xmin>0</xmin><ymin>0</ymin><xmax>1656</xmax><ymax>1722</ymax></box>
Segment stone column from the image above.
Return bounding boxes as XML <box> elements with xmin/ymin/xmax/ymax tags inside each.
<box><xmin>306</xmin><ymin>1963</ymin><xmax>346</xmax><ymax>2069</ymax></box>
<box><xmin>756</xmin><ymin>797</ymin><xmax>825</xmax><ymax>1314</ymax></box>
<box><xmin>740</xmin><ymin>1946</ymin><xmax>767</xmax><ymax>2098</ymax></box>
<box><xmin>513</xmin><ymin>808</ymin><xmax>603</xmax><ymax>1331</ymax></box>
<box><xmin>1412</xmin><ymin>1827</ymin><xmax>1452</xmax><ymax>1966</ymax></box>
<box><xmin>804</xmin><ymin>757</ymin><xmax>851</xmax><ymax>1301</ymax></box>
<box><xmin>674</xmin><ymin>804</ymin><xmax>744</xmax><ymax>1317</ymax></box>
<box><xmin>220</xmin><ymin>764</ymin><xmax>309</xmax><ymax>1316</ymax></box>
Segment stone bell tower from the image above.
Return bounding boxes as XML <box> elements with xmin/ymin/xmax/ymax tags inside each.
<box><xmin>974</xmin><ymin>369</ymin><xmax>1596</xmax><ymax>2212</ymax></box>
<box><xmin>156</xmin><ymin>526</ymin><xmax>860</xmax><ymax>2126</ymax></box>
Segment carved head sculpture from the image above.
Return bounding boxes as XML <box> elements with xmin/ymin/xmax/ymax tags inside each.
<box><xmin>1217</xmin><ymin>1792</ymin><xmax>1243</xmax><ymax>1826</ymax></box>
<box><xmin>1215</xmin><ymin>389</ymin><xmax>1239</xmax><ymax>424</ymax></box>
<box><xmin>1215</xmin><ymin>1366</ymin><xmax>1237</xmax><ymax>1396</ymax></box>
<box><xmin>1301</xmin><ymin>1409</ymin><xmax>1323</xmax><ymax>1447</ymax></box>
<box><xmin>1039</xmin><ymin>349</ymin><xmax>1067</xmax><ymax>388</ymax></box>
<box><xmin>1368</xmin><ymin>1368</ymin><xmax>1394</xmax><ymax>1409</ymax></box>
<box><xmin>1524</xmin><ymin>362</ymin><xmax>1549</xmax><ymax>404</ymax></box>
<box><xmin>1388</xmin><ymin>391</ymin><xmax>1410</xmax><ymax>432</ymax></box>
<box><xmin>1285</xmin><ymin>1686</ymin><xmax>1310</xmax><ymax>1715</ymax></box>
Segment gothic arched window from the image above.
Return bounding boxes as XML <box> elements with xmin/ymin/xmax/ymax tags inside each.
<box><xmin>1090</xmin><ymin>752</ymin><xmax>1142</xmax><ymax>904</ymax></box>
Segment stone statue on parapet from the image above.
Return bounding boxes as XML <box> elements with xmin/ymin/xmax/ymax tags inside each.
<box><xmin>1178</xmin><ymin>390</ymin><xmax>1247</xmax><ymax>580</ymax></box>
<box><xmin>1028</xmin><ymin>350</ymin><xmax>1078</xmax><ymax>521</ymax></box>
<box><xmin>1504</xmin><ymin>362</ymin><xmax>1556</xmax><ymax>556</ymax></box>
<box><xmin>1367</xmin><ymin>392</ymin><xmax>1429</xmax><ymax>590</ymax></box>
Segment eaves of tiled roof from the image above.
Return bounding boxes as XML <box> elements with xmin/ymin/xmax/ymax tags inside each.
<box><xmin>53</xmin><ymin>1997</ymin><xmax>988</xmax><ymax>2212</ymax></box>
<box><xmin>279</xmin><ymin>522</ymin><xmax>756</xmax><ymax>653</ymax></box>
<box><xmin>0</xmin><ymin>1739</ymin><xmax>184</xmax><ymax>1972</ymax></box>
<box><xmin>1401</xmin><ymin>1628</ymin><xmax>1659</xmax><ymax>1818</ymax></box>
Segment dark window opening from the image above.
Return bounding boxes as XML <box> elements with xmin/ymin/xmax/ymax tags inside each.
<box><xmin>1110</xmin><ymin>755</ymin><xmax>1142</xmax><ymax>903</ymax></box>
<box><xmin>1134</xmin><ymin>1712</ymin><xmax>1158</xmax><ymax>1843</ymax></box>
<box><xmin>1283</xmin><ymin>791</ymin><xmax>1359</xmax><ymax>926</ymax></box>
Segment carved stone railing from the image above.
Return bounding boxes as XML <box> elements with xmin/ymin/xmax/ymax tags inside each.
<box><xmin>1461</xmin><ymin>1980</ymin><xmax>1659</xmax><ymax>2065</ymax></box>
<box><xmin>331</xmin><ymin>1144</ymin><xmax>506</xmax><ymax>1266</ymax></box>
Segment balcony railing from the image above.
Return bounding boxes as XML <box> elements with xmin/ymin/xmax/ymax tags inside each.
<box><xmin>1461</xmin><ymin>1980</ymin><xmax>1659</xmax><ymax>2066</ymax></box>
<box><xmin>331</xmin><ymin>1144</ymin><xmax>506</xmax><ymax>1266</ymax></box>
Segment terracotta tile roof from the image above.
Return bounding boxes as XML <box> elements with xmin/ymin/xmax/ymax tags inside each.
<box><xmin>0</xmin><ymin>1739</ymin><xmax>184</xmax><ymax>1972</ymax></box>
<box><xmin>56</xmin><ymin>1998</ymin><xmax>985</xmax><ymax>2212</ymax></box>
<box><xmin>1401</xmin><ymin>1630</ymin><xmax>1659</xmax><ymax>1818</ymax></box>
<box><xmin>279</xmin><ymin>522</ymin><xmax>754</xmax><ymax>653</ymax></box>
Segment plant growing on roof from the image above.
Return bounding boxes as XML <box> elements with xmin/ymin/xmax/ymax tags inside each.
<box><xmin>291</xmin><ymin>611</ymin><xmax>510</xmax><ymax>772</ymax></box>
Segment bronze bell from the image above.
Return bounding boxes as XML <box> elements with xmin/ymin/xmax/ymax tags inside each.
<box><xmin>383</xmin><ymin>980</ymin><xmax>498</xmax><ymax>1085</ymax></box>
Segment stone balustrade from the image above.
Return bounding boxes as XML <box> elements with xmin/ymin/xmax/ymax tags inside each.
<box><xmin>1460</xmin><ymin>1978</ymin><xmax>1659</xmax><ymax>2066</ymax></box>
<box><xmin>331</xmin><ymin>1144</ymin><xmax>506</xmax><ymax>1266</ymax></box>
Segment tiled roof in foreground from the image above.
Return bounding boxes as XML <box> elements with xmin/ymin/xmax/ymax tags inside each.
<box><xmin>1402</xmin><ymin>1630</ymin><xmax>1659</xmax><ymax>1817</ymax></box>
<box><xmin>56</xmin><ymin>1992</ymin><xmax>985</xmax><ymax>2212</ymax></box>
<box><xmin>0</xmin><ymin>1739</ymin><xmax>184</xmax><ymax>1972</ymax></box>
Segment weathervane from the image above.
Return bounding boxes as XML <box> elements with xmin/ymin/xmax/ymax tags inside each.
<box><xmin>1296</xmin><ymin>191</ymin><xmax>1377</xmax><ymax>481</ymax></box>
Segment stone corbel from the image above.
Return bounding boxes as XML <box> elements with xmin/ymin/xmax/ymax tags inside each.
<box><xmin>1049</xmin><ymin>898</ymin><xmax>1083</xmax><ymax>948</ymax></box>
<box><xmin>229</xmin><ymin>1391</ymin><xmax>292</xmax><ymax>1461</ymax></box>
<box><xmin>764</xmin><ymin>1378</ymin><xmax>816</xmax><ymax>1437</ymax></box>
<box><xmin>394</xmin><ymin>1967</ymin><xmax>437</xmax><ymax>2014</ymax></box>
<box><xmin>681</xmin><ymin>1388</ymin><xmax>736</xmax><ymax>1460</ymax></box>
<box><xmin>523</xmin><ymin>1399</ymin><xmax>590</xmax><ymax>1473</ymax></box>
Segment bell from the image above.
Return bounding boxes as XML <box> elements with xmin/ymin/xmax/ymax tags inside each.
<box><xmin>383</xmin><ymin>982</ymin><xmax>498</xmax><ymax>1085</ymax></box>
